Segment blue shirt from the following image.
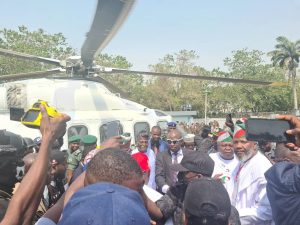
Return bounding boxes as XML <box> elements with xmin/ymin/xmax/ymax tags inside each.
<box><xmin>148</xmin><ymin>138</ymin><xmax>168</xmax><ymax>153</ymax></box>
<box><xmin>265</xmin><ymin>162</ymin><xmax>300</xmax><ymax>225</ymax></box>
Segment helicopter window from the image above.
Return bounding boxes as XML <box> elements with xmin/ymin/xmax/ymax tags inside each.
<box><xmin>134</xmin><ymin>122</ymin><xmax>150</xmax><ymax>142</ymax></box>
<box><xmin>100</xmin><ymin>121</ymin><xmax>123</xmax><ymax>143</ymax></box>
<box><xmin>157</xmin><ymin>121</ymin><xmax>168</xmax><ymax>130</ymax></box>
<box><xmin>68</xmin><ymin>125</ymin><xmax>88</xmax><ymax>141</ymax></box>
<box><xmin>157</xmin><ymin>121</ymin><xmax>168</xmax><ymax>139</ymax></box>
<box><xmin>155</xmin><ymin>110</ymin><xmax>168</xmax><ymax>117</ymax></box>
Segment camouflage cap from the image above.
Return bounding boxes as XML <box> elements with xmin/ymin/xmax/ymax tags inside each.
<box><xmin>68</xmin><ymin>135</ymin><xmax>81</xmax><ymax>144</ymax></box>
<box><xmin>82</xmin><ymin>135</ymin><xmax>97</xmax><ymax>145</ymax></box>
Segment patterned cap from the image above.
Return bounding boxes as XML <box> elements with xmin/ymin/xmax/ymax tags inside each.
<box><xmin>217</xmin><ymin>131</ymin><xmax>232</xmax><ymax>142</ymax></box>
<box><xmin>233</xmin><ymin>118</ymin><xmax>247</xmax><ymax>139</ymax></box>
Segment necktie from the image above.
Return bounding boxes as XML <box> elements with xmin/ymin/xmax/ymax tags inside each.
<box><xmin>172</xmin><ymin>152</ymin><xmax>178</xmax><ymax>185</ymax></box>
<box><xmin>173</xmin><ymin>152</ymin><xmax>178</xmax><ymax>164</ymax></box>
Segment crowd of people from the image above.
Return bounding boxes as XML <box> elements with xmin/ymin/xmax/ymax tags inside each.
<box><xmin>1</xmin><ymin>105</ymin><xmax>300</xmax><ymax>225</ymax></box>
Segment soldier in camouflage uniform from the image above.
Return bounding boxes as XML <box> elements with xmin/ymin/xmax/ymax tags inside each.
<box><xmin>66</xmin><ymin>135</ymin><xmax>82</xmax><ymax>183</ymax></box>
<box><xmin>69</xmin><ymin>135</ymin><xmax>97</xmax><ymax>184</ymax></box>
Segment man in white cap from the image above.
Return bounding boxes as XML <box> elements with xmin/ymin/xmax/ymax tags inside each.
<box><xmin>183</xmin><ymin>134</ymin><xmax>196</xmax><ymax>151</ymax></box>
<box><xmin>209</xmin><ymin>131</ymin><xmax>239</xmax><ymax>201</ymax></box>
<box><xmin>231</xmin><ymin>118</ymin><xmax>272</xmax><ymax>225</ymax></box>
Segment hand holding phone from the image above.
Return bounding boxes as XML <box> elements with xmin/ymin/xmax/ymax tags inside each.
<box><xmin>246</xmin><ymin>118</ymin><xmax>295</xmax><ymax>143</ymax></box>
<box><xmin>225</xmin><ymin>113</ymin><xmax>234</xmax><ymax>132</ymax></box>
<box><xmin>277</xmin><ymin>114</ymin><xmax>300</xmax><ymax>150</ymax></box>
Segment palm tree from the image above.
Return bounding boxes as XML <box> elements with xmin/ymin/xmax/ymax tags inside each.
<box><xmin>268</xmin><ymin>36</ymin><xmax>300</xmax><ymax>113</ymax></box>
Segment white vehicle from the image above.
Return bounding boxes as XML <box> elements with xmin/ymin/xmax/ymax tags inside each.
<box><xmin>0</xmin><ymin>78</ymin><xmax>172</xmax><ymax>149</ymax></box>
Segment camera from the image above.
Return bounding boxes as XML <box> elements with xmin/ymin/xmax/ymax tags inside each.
<box><xmin>21</xmin><ymin>100</ymin><xmax>61</xmax><ymax>129</ymax></box>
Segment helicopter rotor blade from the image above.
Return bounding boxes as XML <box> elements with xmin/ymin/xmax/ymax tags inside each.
<box><xmin>103</xmin><ymin>68</ymin><xmax>288</xmax><ymax>87</ymax></box>
<box><xmin>89</xmin><ymin>75</ymin><xmax>129</xmax><ymax>97</ymax></box>
<box><xmin>0</xmin><ymin>68</ymin><xmax>64</xmax><ymax>82</ymax></box>
<box><xmin>81</xmin><ymin>0</ymin><xmax>136</xmax><ymax>68</ymax></box>
<box><xmin>0</xmin><ymin>48</ymin><xmax>62</xmax><ymax>66</ymax></box>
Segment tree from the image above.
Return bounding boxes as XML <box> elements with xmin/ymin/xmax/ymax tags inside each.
<box><xmin>145</xmin><ymin>50</ymin><xmax>210</xmax><ymax>113</ymax></box>
<box><xmin>95</xmin><ymin>53</ymin><xmax>144</xmax><ymax>99</ymax></box>
<box><xmin>212</xmin><ymin>49</ymin><xmax>290</xmax><ymax>115</ymax></box>
<box><xmin>0</xmin><ymin>26</ymin><xmax>75</xmax><ymax>75</ymax></box>
<box><xmin>268</xmin><ymin>36</ymin><xmax>300</xmax><ymax>112</ymax></box>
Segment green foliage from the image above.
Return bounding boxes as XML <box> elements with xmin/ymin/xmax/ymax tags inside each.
<box><xmin>210</xmin><ymin>49</ymin><xmax>291</xmax><ymax>115</ymax></box>
<box><xmin>0</xmin><ymin>25</ymin><xmax>295</xmax><ymax>115</ymax></box>
<box><xmin>0</xmin><ymin>26</ymin><xmax>75</xmax><ymax>75</ymax></box>
<box><xmin>142</xmin><ymin>50</ymin><xmax>210</xmax><ymax>113</ymax></box>
<box><xmin>96</xmin><ymin>53</ymin><xmax>132</xmax><ymax>69</ymax></box>
<box><xmin>268</xmin><ymin>36</ymin><xmax>300</xmax><ymax>110</ymax></box>
<box><xmin>268</xmin><ymin>36</ymin><xmax>300</xmax><ymax>72</ymax></box>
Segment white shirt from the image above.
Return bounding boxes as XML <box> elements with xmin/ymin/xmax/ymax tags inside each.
<box><xmin>232</xmin><ymin>151</ymin><xmax>273</xmax><ymax>225</ymax></box>
<box><xmin>209</xmin><ymin>152</ymin><xmax>239</xmax><ymax>202</ymax></box>
<box><xmin>172</xmin><ymin>149</ymin><xmax>183</xmax><ymax>164</ymax></box>
<box><xmin>35</xmin><ymin>218</ymin><xmax>56</xmax><ymax>225</ymax></box>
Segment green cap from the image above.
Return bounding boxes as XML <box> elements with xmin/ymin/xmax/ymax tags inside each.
<box><xmin>82</xmin><ymin>135</ymin><xmax>97</xmax><ymax>145</ymax></box>
<box><xmin>68</xmin><ymin>135</ymin><xmax>81</xmax><ymax>143</ymax></box>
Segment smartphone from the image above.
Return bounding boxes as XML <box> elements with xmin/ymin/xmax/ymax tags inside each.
<box><xmin>246</xmin><ymin>118</ymin><xmax>295</xmax><ymax>143</ymax></box>
<box><xmin>226</xmin><ymin>113</ymin><xmax>233</xmax><ymax>124</ymax></box>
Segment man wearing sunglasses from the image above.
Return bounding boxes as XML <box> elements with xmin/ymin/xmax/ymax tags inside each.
<box><xmin>144</xmin><ymin>150</ymin><xmax>214</xmax><ymax>225</ymax></box>
<box><xmin>155</xmin><ymin>129</ymin><xmax>190</xmax><ymax>194</ymax></box>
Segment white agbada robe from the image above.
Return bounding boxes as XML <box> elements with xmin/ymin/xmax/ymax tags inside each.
<box><xmin>232</xmin><ymin>151</ymin><xmax>273</xmax><ymax>225</ymax></box>
<box><xmin>209</xmin><ymin>152</ymin><xmax>239</xmax><ymax>202</ymax></box>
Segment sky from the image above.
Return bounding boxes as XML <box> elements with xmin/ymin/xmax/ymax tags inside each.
<box><xmin>1</xmin><ymin>0</ymin><xmax>300</xmax><ymax>71</ymax></box>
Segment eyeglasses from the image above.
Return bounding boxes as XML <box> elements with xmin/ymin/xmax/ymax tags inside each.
<box><xmin>167</xmin><ymin>139</ymin><xmax>182</xmax><ymax>145</ymax></box>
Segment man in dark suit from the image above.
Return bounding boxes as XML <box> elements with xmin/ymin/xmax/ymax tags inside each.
<box><xmin>155</xmin><ymin>129</ymin><xmax>189</xmax><ymax>194</ymax></box>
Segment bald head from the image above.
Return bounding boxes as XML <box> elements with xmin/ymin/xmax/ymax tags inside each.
<box><xmin>151</xmin><ymin>126</ymin><xmax>162</xmax><ymax>142</ymax></box>
<box><xmin>167</xmin><ymin>129</ymin><xmax>182</xmax><ymax>140</ymax></box>
<box><xmin>23</xmin><ymin>153</ymin><xmax>38</xmax><ymax>174</ymax></box>
<box><xmin>151</xmin><ymin>126</ymin><xmax>161</xmax><ymax>133</ymax></box>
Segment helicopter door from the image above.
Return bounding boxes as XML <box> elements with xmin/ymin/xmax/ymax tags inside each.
<box><xmin>100</xmin><ymin>120</ymin><xmax>123</xmax><ymax>143</ymax></box>
<box><xmin>67</xmin><ymin>125</ymin><xmax>88</xmax><ymax>142</ymax></box>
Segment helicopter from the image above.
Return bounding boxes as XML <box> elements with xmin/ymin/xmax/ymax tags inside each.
<box><xmin>0</xmin><ymin>0</ymin><xmax>287</xmax><ymax>149</ymax></box>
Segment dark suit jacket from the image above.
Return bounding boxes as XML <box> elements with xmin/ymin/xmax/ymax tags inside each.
<box><xmin>155</xmin><ymin>148</ymin><xmax>190</xmax><ymax>193</ymax></box>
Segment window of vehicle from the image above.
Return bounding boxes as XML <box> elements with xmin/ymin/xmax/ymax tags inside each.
<box><xmin>134</xmin><ymin>122</ymin><xmax>150</xmax><ymax>142</ymax></box>
<box><xmin>157</xmin><ymin>121</ymin><xmax>168</xmax><ymax>130</ymax></box>
<box><xmin>157</xmin><ymin>121</ymin><xmax>168</xmax><ymax>139</ymax></box>
<box><xmin>155</xmin><ymin>110</ymin><xmax>168</xmax><ymax>117</ymax></box>
<box><xmin>100</xmin><ymin>121</ymin><xmax>123</xmax><ymax>143</ymax></box>
<box><xmin>67</xmin><ymin>125</ymin><xmax>88</xmax><ymax>141</ymax></box>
